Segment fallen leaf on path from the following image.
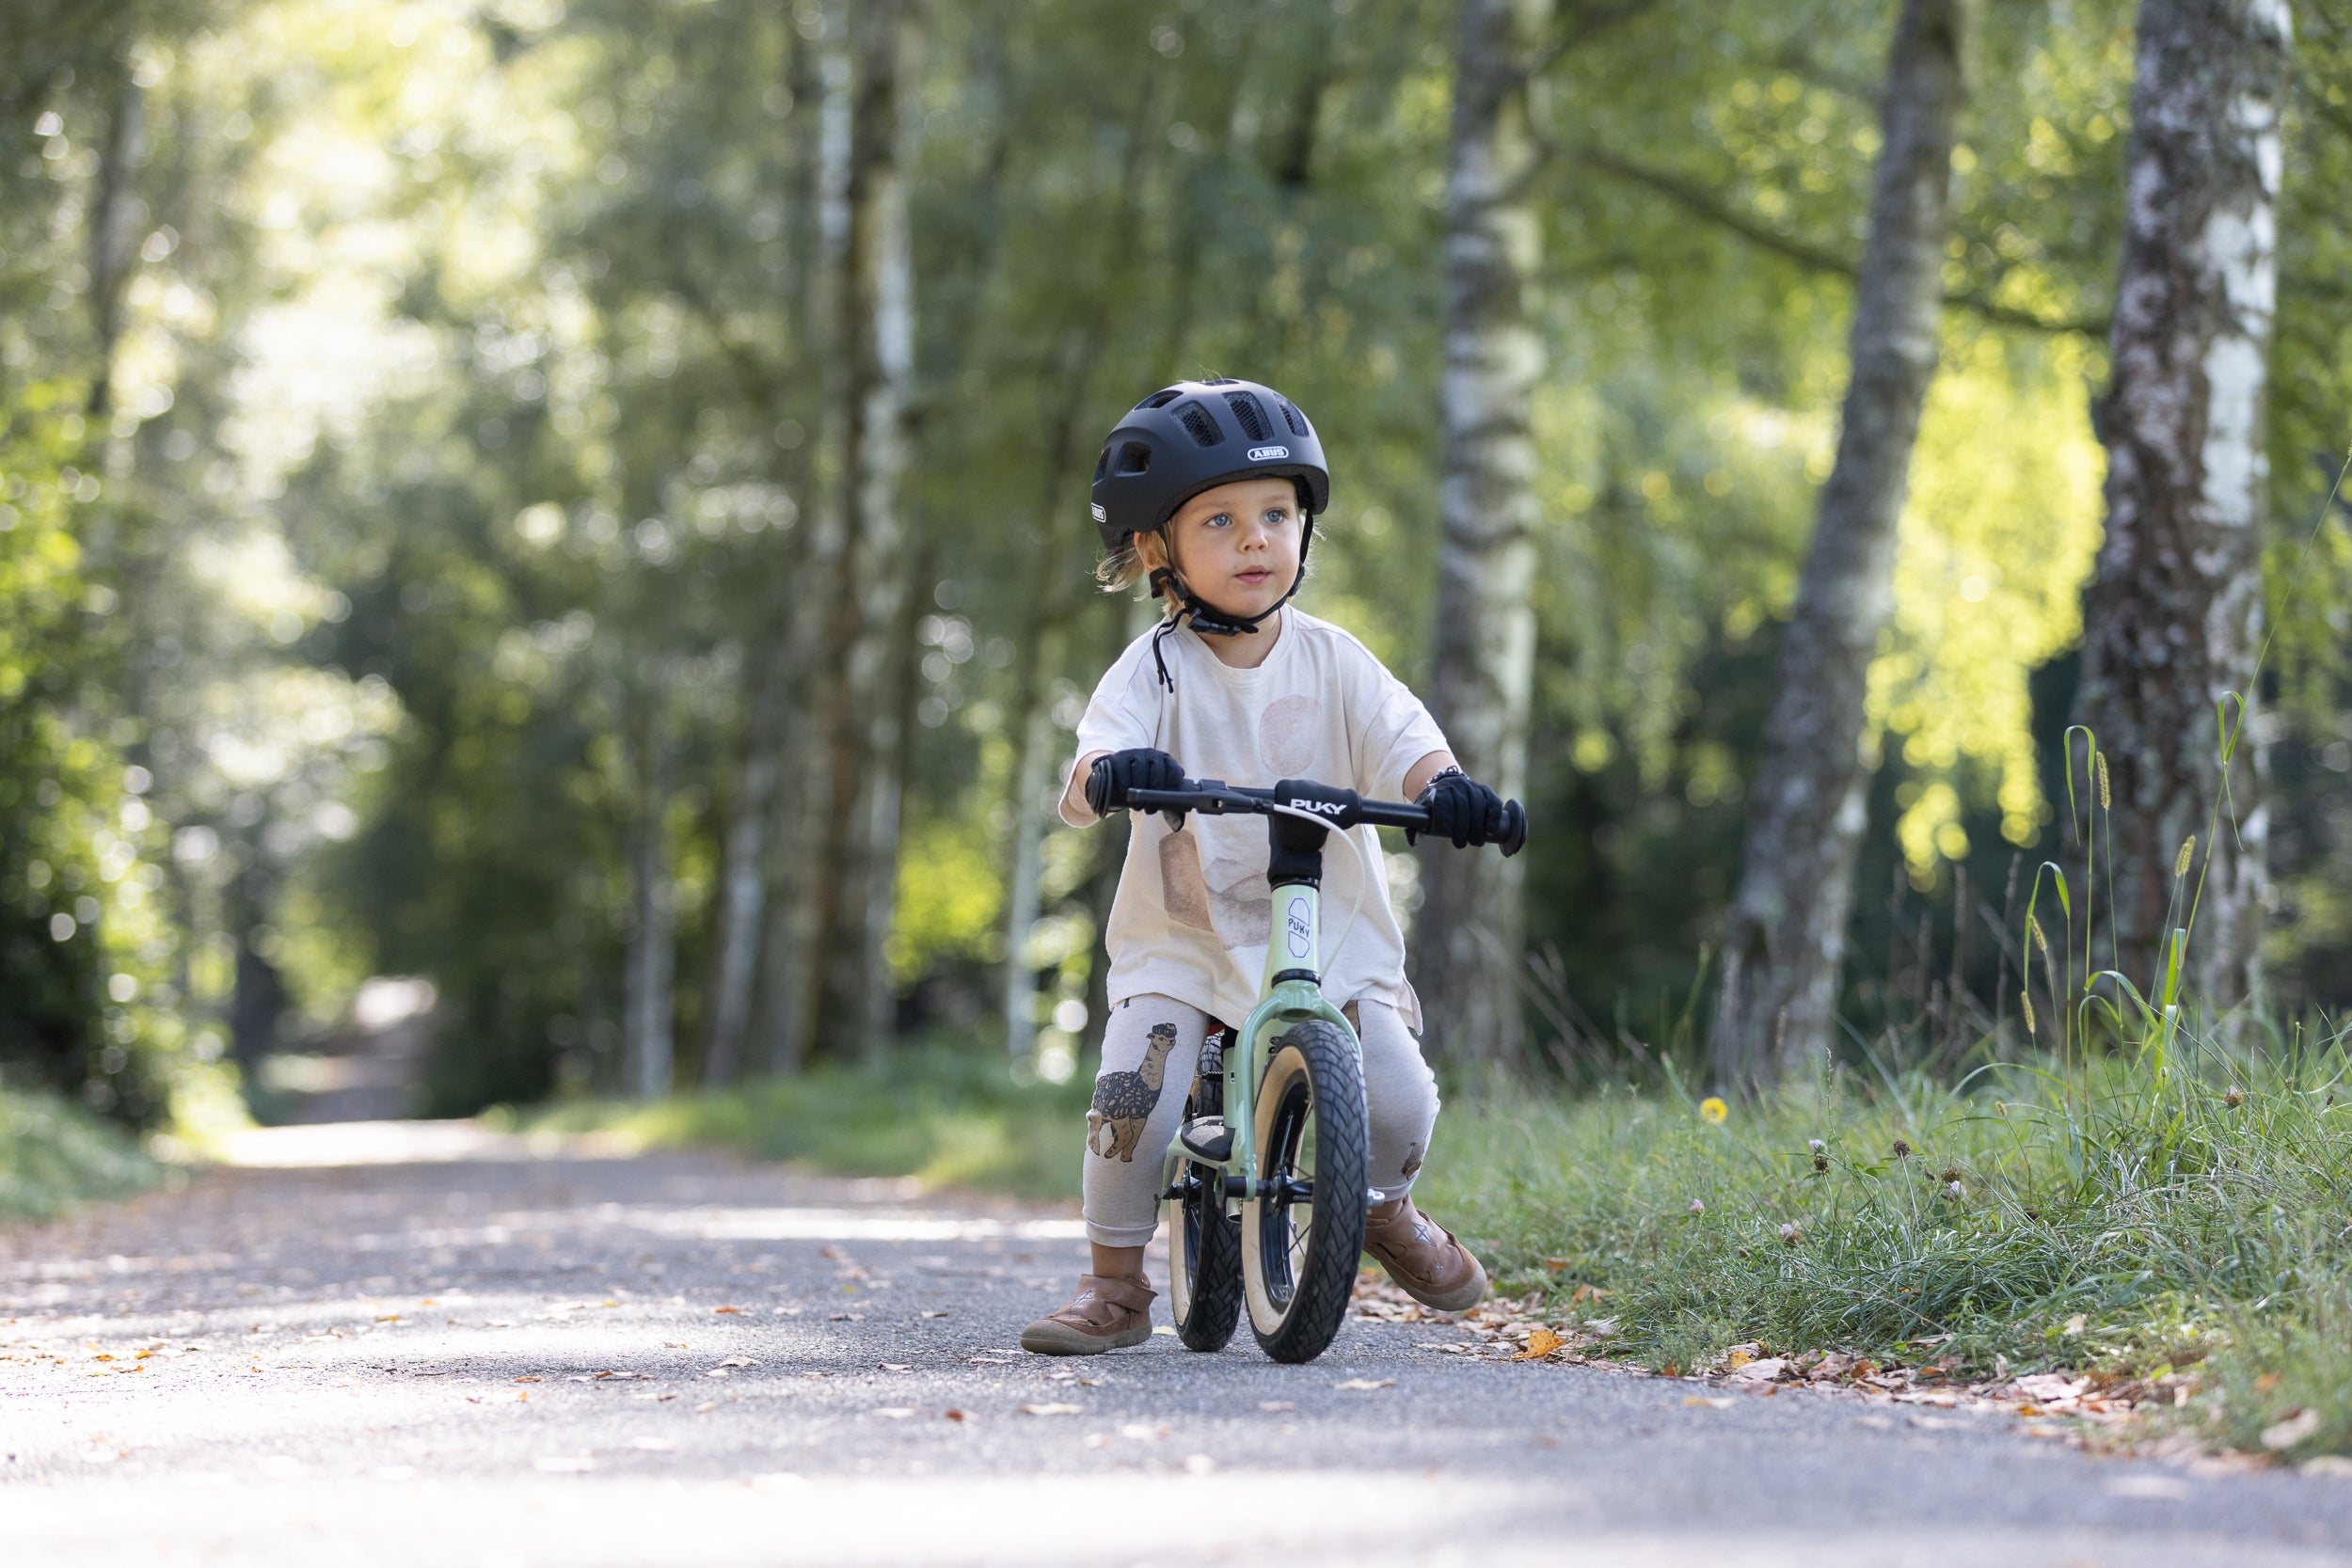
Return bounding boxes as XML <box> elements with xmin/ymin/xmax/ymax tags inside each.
<box><xmin>879</xmin><ymin>1363</ymin><xmax>912</xmax><ymax>1371</ymax></box>
<box><xmin>374</xmin><ymin>1315</ymin><xmax>400</xmax><ymax>1323</ymax></box>
<box><xmin>944</xmin><ymin>1409</ymin><xmax>968</xmax><ymax>1422</ymax></box>
<box><xmin>715</xmin><ymin>1356</ymin><xmax>761</xmax><ymax>1369</ymax></box>
<box><xmin>714</xmin><ymin>1307</ymin><xmax>741</xmax><ymax>1315</ymax></box>
<box><xmin>1333</xmin><ymin>1378</ymin><xmax>1393</xmax><ymax>1391</ymax></box>
<box><xmin>1510</xmin><ymin>1328</ymin><xmax>1566</xmax><ymax>1360</ymax></box>
<box><xmin>694</xmin><ymin>1401</ymin><xmax>718</xmax><ymax>1413</ymax></box>
<box><xmin>920</xmin><ymin>1310</ymin><xmax>950</xmax><ymax>1319</ymax></box>
<box><xmin>1684</xmin><ymin>1396</ymin><xmax>1734</xmax><ymax>1409</ymax></box>
<box><xmin>513</xmin><ymin>1376</ymin><xmax>542</xmax><ymax>1384</ymax></box>
<box><xmin>1020</xmin><ymin>1402</ymin><xmax>1084</xmax><ymax>1416</ymax></box>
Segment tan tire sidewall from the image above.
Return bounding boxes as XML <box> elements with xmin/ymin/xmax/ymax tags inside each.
<box><xmin>1241</xmin><ymin>1041</ymin><xmax>1309</xmax><ymax>1337</ymax></box>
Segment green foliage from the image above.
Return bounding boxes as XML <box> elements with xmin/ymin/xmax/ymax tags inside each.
<box><xmin>0</xmin><ymin>1084</ymin><xmax>162</xmax><ymax>1221</ymax></box>
<box><xmin>0</xmin><ymin>390</ymin><xmax>183</xmax><ymax>1122</ymax></box>
<box><xmin>3</xmin><ymin>0</ymin><xmax>2349</xmax><ymax>1116</ymax></box>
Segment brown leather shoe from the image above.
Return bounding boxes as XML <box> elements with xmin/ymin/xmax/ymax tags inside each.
<box><xmin>1019</xmin><ymin>1274</ymin><xmax>1156</xmax><ymax>1355</ymax></box>
<box><xmin>1362</xmin><ymin>1197</ymin><xmax>1487</xmax><ymax>1312</ymax></box>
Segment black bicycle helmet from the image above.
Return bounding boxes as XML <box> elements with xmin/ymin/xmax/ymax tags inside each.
<box><xmin>1090</xmin><ymin>379</ymin><xmax>1330</xmax><ymax>687</ymax></box>
<box><xmin>1089</xmin><ymin>377</ymin><xmax>1329</xmax><ymax>556</ymax></box>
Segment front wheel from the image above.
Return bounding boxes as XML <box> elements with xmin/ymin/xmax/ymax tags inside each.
<box><xmin>1164</xmin><ymin>1089</ymin><xmax>1241</xmax><ymax>1351</ymax></box>
<box><xmin>1241</xmin><ymin>1020</ymin><xmax>1369</xmax><ymax>1364</ymax></box>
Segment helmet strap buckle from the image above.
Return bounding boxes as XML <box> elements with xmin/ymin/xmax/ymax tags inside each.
<box><xmin>1143</xmin><ymin>519</ymin><xmax>1314</xmax><ymax>692</ymax></box>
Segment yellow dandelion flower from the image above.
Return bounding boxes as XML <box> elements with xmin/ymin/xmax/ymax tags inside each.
<box><xmin>1699</xmin><ymin>1097</ymin><xmax>1728</xmax><ymax>1124</ymax></box>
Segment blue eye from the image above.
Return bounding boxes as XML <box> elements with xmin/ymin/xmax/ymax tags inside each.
<box><xmin>1205</xmin><ymin>513</ymin><xmax>1232</xmax><ymax>529</ymax></box>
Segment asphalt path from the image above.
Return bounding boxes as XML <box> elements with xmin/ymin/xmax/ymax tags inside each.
<box><xmin>5</xmin><ymin>1123</ymin><xmax>2350</xmax><ymax>1567</ymax></box>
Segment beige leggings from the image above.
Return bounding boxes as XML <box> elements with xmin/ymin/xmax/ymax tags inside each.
<box><xmin>1080</xmin><ymin>993</ymin><xmax>1439</xmax><ymax>1248</ymax></box>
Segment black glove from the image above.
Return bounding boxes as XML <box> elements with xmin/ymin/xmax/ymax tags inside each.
<box><xmin>1412</xmin><ymin>768</ymin><xmax>1507</xmax><ymax>848</ymax></box>
<box><xmin>1085</xmin><ymin>747</ymin><xmax>1187</xmax><ymax>816</ymax></box>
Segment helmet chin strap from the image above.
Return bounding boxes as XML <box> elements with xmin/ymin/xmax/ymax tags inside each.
<box><xmin>1146</xmin><ymin>519</ymin><xmax>1314</xmax><ymax>692</ymax></box>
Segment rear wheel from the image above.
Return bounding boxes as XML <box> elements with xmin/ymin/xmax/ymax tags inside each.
<box><xmin>1163</xmin><ymin>1083</ymin><xmax>1242</xmax><ymax>1351</ymax></box>
<box><xmin>1241</xmin><ymin>1020</ymin><xmax>1368</xmax><ymax>1364</ymax></box>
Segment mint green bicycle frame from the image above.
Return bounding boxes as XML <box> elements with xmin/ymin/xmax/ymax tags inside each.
<box><xmin>1206</xmin><ymin>874</ymin><xmax>1357</xmax><ymax>1199</ymax></box>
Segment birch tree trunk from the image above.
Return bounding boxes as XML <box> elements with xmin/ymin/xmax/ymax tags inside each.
<box><xmin>1711</xmin><ymin>0</ymin><xmax>1969</xmax><ymax>1089</ymax></box>
<box><xmin>1413</xmin><ymin>0</ymin><xmax>1552</xmax><ymax>1066</ymax></box>
<box><xmin>87</xmin><ymin>71</ymin><xmax>144</xmax><ymax>422</ymax></box>
<box><xmin>624</xmin><ymin>689</ymin><xmax>675</xmax><ymax>1101</ymax></box>
<box><xmin>2073</xmin><ymin>0</ymin><xmax>2290</xmax><ymax>1018</ymax></box>
<box><xmin>817</xmin><ymin>0</ymin><xmax>926</xmax><ymax>1060</ymax></box>
<box><xmin>756</xmin><ymin>7</ymin><xmax>856</xmax><ymax>1074</ymax></box>
<box><xmin>704</xmin><ymin>17</ymin><xmax>824</xmax><ymax>1085</ymax></box>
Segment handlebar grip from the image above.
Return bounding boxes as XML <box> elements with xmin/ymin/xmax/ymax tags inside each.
<box><xmin>1083</xmin><ymin>757</ymin><xmax>1112</xmax><ymax>817</ymax></box>
<box><xmin>1498</xmin><ymin>799</ymin><xmax>1528</xmax><ymax>858</ymax></box>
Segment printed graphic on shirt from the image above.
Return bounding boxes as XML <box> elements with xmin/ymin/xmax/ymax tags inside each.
<box><xmin>1257</xmin><ymin>692</ymin><xmax>1321</xmax><ymax>775</ymax></box>
<box><xmin>1400</xmin><ymin>1142</ymin><xmax>1424</xmax><ymax>1180</ymax></box>
<box><xmin>1206</xmin><ymin>856</ymin><xmax>1274</xmax><ymax>952</ymax></box>
<box><xmin>1087</xmin><ymin>1022</ymin><xmax>1180</xmax><ymax>1162</ymax></box>
<box><xmin>1158</xmin><ymin>830</ymin><xmax>1216</xmax><ymax>932</ymax></box>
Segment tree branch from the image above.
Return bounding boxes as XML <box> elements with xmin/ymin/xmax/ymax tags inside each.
<box><xmin>1559</xmin><ymin>141</ymin><xmax>2110</xmax><ymax>336</ymax></box>
<box><xmin>1529</xmin><ymin>0</ymin><xmax>1667</xmax><ymax>78</ymax></box>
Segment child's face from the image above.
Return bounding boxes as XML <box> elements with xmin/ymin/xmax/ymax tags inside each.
<box><xmin>1152</xmin><ymin>477</ymin><xmax>1304</xmax><ymax>623</ymax></box>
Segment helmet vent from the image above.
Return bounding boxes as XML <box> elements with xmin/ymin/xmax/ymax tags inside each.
<box><xmin>1092</xmin><ymin>446</ymin><xmax>1111</xmax><ymax>482</ymax></box>
<box><xmin>1137</xmin><ymin>388</ymin><xmax>1183</xmax><ymax>409</ymax></box>
<box><xmin>1279</xmin><ymin>398</ymin><xmax>1310</xmax><ymax>437</ymax></box>
<box><xmin>1223</xmin><ymin>392</ymin><xmax>1271</xmax><ymax>444</ymax></box>
<box><xmin>1115</xmin><ymin>441</ymin><xmax>1152</xmax><ymax>475</ymax></box>
<box><xmin>1174</xmin><ymin>401</ymin><xmax>1224</xmax><ymax>448</ymax></box>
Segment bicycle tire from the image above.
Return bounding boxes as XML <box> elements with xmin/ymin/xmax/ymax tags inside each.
<box><xmin>1241</xmin><ymin>1019</ymin><xmax>1369</xmax><ymax>1363</ymax></box>
<box><xmin>1163</xmin><ymin>1084</ymin><xmax>1242</xmax><ymax>1352</ymax></box>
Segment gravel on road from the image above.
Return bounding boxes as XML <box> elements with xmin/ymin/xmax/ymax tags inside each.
<box><xmin>5</xmin><ymin>1124</ymin><xmax>2349</xmax><ymax>1567</ymax></box>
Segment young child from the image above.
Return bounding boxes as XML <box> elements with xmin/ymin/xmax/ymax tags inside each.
<box><xmin>1021</xmin><ymin>377</ymin><xmax>1515</xmax><ymax>1355</ymax></box>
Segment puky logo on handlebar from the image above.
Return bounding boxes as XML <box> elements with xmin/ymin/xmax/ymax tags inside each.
<box><xmin>1285</xmin><ymin>895</ymin><xmax>1313</xmax><ymax>959</ymax></box>
<box><xmin>1287</xmin><ymin>798</ymin><xmax>1344</xmax><ymax>817</ymax></box>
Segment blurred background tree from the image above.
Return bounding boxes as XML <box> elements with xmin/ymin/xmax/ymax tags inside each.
<box><xmin>4</xmin><ymin>0</ymin><xmax>2347</xmax><ymax>1123</ymax></box>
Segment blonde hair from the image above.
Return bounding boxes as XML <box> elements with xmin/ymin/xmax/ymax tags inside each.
<box><xmin>1094</xmin><ymin>534</ymin><xmax>1152</xmax><ymax>594</ymax></box>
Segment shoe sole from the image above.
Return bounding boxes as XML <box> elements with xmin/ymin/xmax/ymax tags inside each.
<box><xmin>1377</xmin><ymin>1254</ymin><xmax>1489</xmax><ymax>1314</ymax></box>
<box><xmin>1019</xmin><ymin>1318</ymin><xmax>1152</xmax><ymax>1355</ymax></box>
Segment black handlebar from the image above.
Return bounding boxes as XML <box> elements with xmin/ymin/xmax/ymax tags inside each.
<box><xmin>1120</xmin><ymin>779</ymin><xmax>1527</xmax><ymax>859</ymax></box>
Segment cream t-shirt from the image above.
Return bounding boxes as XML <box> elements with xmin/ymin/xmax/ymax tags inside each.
<box><xmin>1064</xmin><ymin>607</ymin><xmax>1450</xmax><ymax>1033</ymax></box>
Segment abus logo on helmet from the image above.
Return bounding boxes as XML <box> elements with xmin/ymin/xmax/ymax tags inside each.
<box><xmin>1247</xmin><ymin>445</ymin><xmax>1290</xmax><ymax>462</ymax></box>
<box><xmin>1089</xmin><ymin>502</ymin><xmax>1106</xmax><ymax>522</ymax></box>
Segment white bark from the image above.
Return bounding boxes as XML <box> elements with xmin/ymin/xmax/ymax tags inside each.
<box><xmin>1413</xmin><ymin>0</ymin><xmax>1552</xmax><ymax>1065</ymax></box>
<box><xmin>756</xmin><ymin>8</ymin><xmax>857</xmax><ymax>1075</ymax></box>
<box><xmin>2074</xmin><ymin>0</ymin><xmax>2290</xmax><ymax>1016</ymax></box>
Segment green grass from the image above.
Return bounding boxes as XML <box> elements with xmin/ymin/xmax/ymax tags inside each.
<box><xmin>0</xmin><ymin>1085</ymin><xmax>162</xmax><ymax>1222</ymax></box>
<box><xmin>528</xmin><ymin>1046</ymin><xmax>1095</xmax><ymax>1200</ymax></box>
<box><xmin>1414</xmin><ymin>1039</ymin><xmax>2352</xmax><ymax>1458</ymax></box>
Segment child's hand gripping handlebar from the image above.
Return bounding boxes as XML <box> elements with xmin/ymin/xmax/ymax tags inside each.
<box><xmin>1117</xmin><ymin>777</ymin><xmax>1528</xmax><ymax>858</ymax></box>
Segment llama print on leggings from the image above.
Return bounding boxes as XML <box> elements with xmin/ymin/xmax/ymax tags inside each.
<box><xmin>1088</xmin><ymin>1022</ymin><xmax>1178</xmax><ymax>1162</ymax></box>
